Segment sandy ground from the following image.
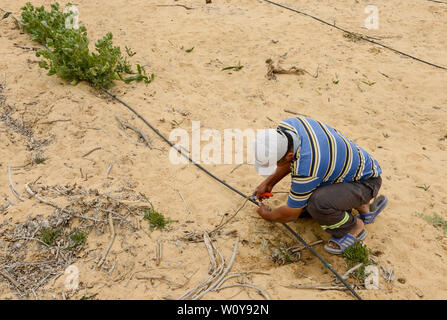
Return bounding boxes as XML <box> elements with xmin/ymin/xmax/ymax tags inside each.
<box><xmin>0</xmin><ymin>0</ymin><xmax>446</xmax><ymax>300</ymax></box>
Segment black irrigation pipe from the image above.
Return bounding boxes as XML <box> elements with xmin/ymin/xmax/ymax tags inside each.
<box><xmin>426</xmin><ymin>0</ymin><xmax>447</xmax><ymax>4</ymax></box>
<box><xmin>101</xmin><ymin>88</ymin><xmax>363</xmax><ymax>300</ymax></box>
<box><xmin>260</xmin><ymin>0</ymin><xmax>447</xmax><ymax>71</ymax></box>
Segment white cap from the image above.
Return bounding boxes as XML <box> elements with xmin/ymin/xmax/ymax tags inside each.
<box><xmin>253</xmin><ymin>129</ymin><xmax>289</xmax><ymax>177</ymax></box>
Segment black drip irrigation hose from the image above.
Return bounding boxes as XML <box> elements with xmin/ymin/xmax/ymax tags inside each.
<box><xmin>101</xmin><ymin>88</ymin><xmax>363</xmax><ymax>300</ymax></box>
<box><xmin>260</xmin><ymin>0</ymin><xmax>447</xmax><ymax>71</ymax></box>
<box><xmin>426</xmin><ymin>0</ymin><xmax>447</xmax><ymax>4</ymax></box>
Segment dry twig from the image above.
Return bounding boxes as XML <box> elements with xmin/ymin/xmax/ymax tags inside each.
<box><xmin>156</xmin><ymin>4</ymin><xmax>194</xmax><ymax>10</ymax></box>
<box><xmin>116</xmin><ymin>115</ymin><xmax>152</xmax><ymax>149</ymax></box>
<box><xmin>0</xmin><ymin>270</ymin><xmax>22</xmax><ymax>291</ymax></box>
<box><xmin>283</xmin><ymin>109</ymin><xmax>308</xmax><ymax>117</ymax></box>
<box><xmin>13</xmin><ymin>43</ymin><xmax>40</xmax><ymax>51</ymax></box>
<box><xmin>266</xmin><ymin>59</ymin><xmax>318</xmax><ymax>80</ymax></box>
<box><xmin>106</xmin><ymin>163</ymin><xmax>113</xmax><ymax>178</ymax></box>
<box><xmin>82</xmin><ymin>146</ymin><xmax>102</xmax><ymax>158</ymax></box>
<box><xmin>216</xmin><ymin>283</ymin><xmax>271</xmax><ymax>300</ymax></box>
<box><xmin>97</xmin><ymin>213</ymin><xmax>115</xmax><ymax>268</ymax></box>
<box><xmin>156</xmin><ymin>238</ymin><xmax>162</xmax><ymax>266</ymax></box>
<box><xmin>286</xmin><ymin>284</ymin><xmax>357</xmax><ymax>290</ymax></box>
<box><xmin>287</xmin><ymin>240</ymin><xmax>322</xmax><ymax>253</ymax></box>
<box><xmin>7</xmin><ymin>166</ymin><xmax>24</xmax><ymax>201</ymax></box>
<box><xmin>40</xmin><ymin>118</ymin><xmax>71</xmax><ymax>125</ymax></box>
<box><xmin>192</xmin><ymin>238</ymin><xmax>239</xmax><ymax>300</ymax></box>
<box><xmin>176</xmin><ymin>189</ymin><xmax>191</xmax><ymax>215</ymax></box>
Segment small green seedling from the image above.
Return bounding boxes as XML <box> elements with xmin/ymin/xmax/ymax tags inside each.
<box><xmin>80</xmin><ymin>293</ymin><xmax>98</xmax><ymax>300</ymax></box>
<box><xmin>343</xmin><ymin>32</ymin><xmax>362</xmax><ymax>42</ymax></box>
<box><xmin>1</xmin><ymin>12</ymin><xmax>11</xmax><ymax>21</ymax></box>
<box><xmin>222</xmin><ymin>62</ymin><xmax>244</xmax><ymax>71</ymax></box>
<box><xmin>33</xmin><ymin>156</ymin><xmax>47</xmax><ymax>165</ymax></box>
<box><xmin>343</xmin><ymin>242</ymin><xmax>373</xmax><ymax>280</ymax></box>
<box><xmin>141</xmin><ymin>203</ymin><xmax>171</xmax><ymax>231</ymax></box>
<box><xmin>65</xmin><ymin>229</ymin><xmax>88</xmax><ymax>250</ymax></box>
<box><xmin>333</xmin><ymin>74</ymin><xmax>339</xmax><ymax>84</ymax></box>
<box><xmin>39</xmin><ymin>228</ymin><xmax>60</xmax><ymax>245</ymax></box>
<box><xmin>417</xmin><ymin>212</ymin><xmax>447</xmax><ymax>234</ymax></box>
<box><xmin>416</xmin><ymin>184</ymin><xmax>430</xmax><ymax>191</ymax></box>
<box><xmin>362</xmin><ymin>80</ymin><xmax>376</xmax><ymax>86</ymax></box>
<box><xmin>125</xmin><ymin>46</ymin><xmax>136</xmax><ymax>57</ymax></box>
<box><xmin>181</xmin><ymin>46</ymin><xmax>194</xmax><ymax>53</ymax></box>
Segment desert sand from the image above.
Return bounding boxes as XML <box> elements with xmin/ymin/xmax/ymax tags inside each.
<box><xmin>0</xmin><ymin>0</ymin><xmax>446</xmax><ymax>300</ymax></box>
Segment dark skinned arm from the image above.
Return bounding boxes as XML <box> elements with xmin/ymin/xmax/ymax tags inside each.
<box><xmin>253</xmin><ymin>163</ymin><xmax>291</xmax><ymax>200</ymax></box>
<box><xmin>257</xmin><ymin>203</ymin><xmax>303</xmax><ymax>223</ymax></box>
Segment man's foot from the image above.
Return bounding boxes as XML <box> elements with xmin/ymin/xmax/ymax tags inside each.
<box><xmin>355</xmin><ymin>203</ymin><xmax>370</xmax><ymax>214</ymax></box>
<box><xmin>326</xmin><ymin>217</ymin><xmax>364</xmax><ymax>250</ymax></box>
<box><xmin>357</xmin><ymin>195</ymin><xmax>388</xmax><ymax>224</ymax></box>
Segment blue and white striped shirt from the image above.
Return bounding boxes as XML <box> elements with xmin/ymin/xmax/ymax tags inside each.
<box><xmin>278</xmin><ymin>117</ymin><xmax>382</xmax><ymax>209</ymax></box>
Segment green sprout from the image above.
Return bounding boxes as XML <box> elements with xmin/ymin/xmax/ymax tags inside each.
<box><xmin>39</xmin><ymin>227</ymin><xmax>60</xmax><ymax>245</ymax></box>
<box><xmin>141</xmin><ymin>203</ymin><xmax>171</xmax><ymax>231</ymax></box>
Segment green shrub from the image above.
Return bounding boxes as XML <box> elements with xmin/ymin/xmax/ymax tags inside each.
<box><xmin>20</xmin><ymin>2</ymin><xmax>153</xmax><ymax>89</ymax></box>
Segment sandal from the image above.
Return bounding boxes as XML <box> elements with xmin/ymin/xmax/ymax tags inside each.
<box><xmin>356</xmin><ymin>229</ymin><xmax>367</xmax><ymax>241</ymax></box>
<box><xmin>359</xmin><ymin>195</ymin><xmax>388</xmax><ymax>224</ymax></box>
<box><xmin>324</xmin><ymin>233</ymin><xmax>358</xmax><ymax>255</ymax></box>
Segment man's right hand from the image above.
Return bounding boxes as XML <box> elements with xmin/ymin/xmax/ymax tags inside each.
<box><xmin>253</xmin><ymin>182</ymin><xmax>273</xmax><ymax>201</ymax></box>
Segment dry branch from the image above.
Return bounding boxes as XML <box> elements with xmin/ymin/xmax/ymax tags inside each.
<box><xmin>13</xmin><ymin>43</ymin><xmax>40</xmax><ymax>51</ymax></box>
<box><xmin>156</xmin><ymin>239</ymin><xmax>162</xmax><ymax>266</ymax></box>
<box><xmin>25</xmin><ymin>183</ymin><xmax>68</xmax><ymax>213</ymax></box>
<box><xmin>7</xmin><ymin>166</ymin><xmax>24</xmax><ymax>201</ymax></box>
<box><xmin>156</xmin><ymin>4</ymin><xmax>194</xmax><ymax>10</ymax></box>
<box><xmin>40</xmin><ymin>118</ymin><xmax>71</xmax><ymax>125</ymax></box>
<box><xmin>97</xmin><ymin>213</ymin><xmax>116</xmax><ymax>268</ymax></box>
<box><xmin>287</xmin><ymin>284</ymin><xmax>354</xmax><ymax>290</ymax></box>
<box><xmin>82</xmin><ymin>146</ymin><xmax>102</xmax><ymax>158</ymax></box>
<box><xmin>266</xmin><ymin>60</ymin><xmax>319</xmax><ymax>80</ymax></box>
<box><xmin>216</xmin><ymin>283</ymin><xmax>271</xmax><ymax>300</ymax></box>
<box><xmin>115</xmin><ymin>115</ymin><xmax>152</xmax><ymax>148</ymax></box>
<box><xmin>287</xmin><ymin>240</ymin><xmax>322</xmax><ymax>253</ymax></box>
<box><xmin>106</xmin><ymin>163</ymin><xmax>113</xmax><ymax>178</ymax></box>
<box><xmin>192</xmin><ymin>238</ymin><xmax>239</xmax><ymax>300</ymax></box>
<box><xmin>0</xmin><ymin>270</ymin><xmax>21</xmax><ymax>291</ymax></box>
<box><xmin>337</xmin><ymin>263</ymin><xmax>363</xmax><ymax>283</ymax></box>
<box><xmin>283</xmin><ymin>109</ymin><xmax>308</xmax><ymax>118</ymax></box>
<box><xmin>176</xmin><ymin>189</ymin><xmax>191</xmax><ymax>215</ymax></box>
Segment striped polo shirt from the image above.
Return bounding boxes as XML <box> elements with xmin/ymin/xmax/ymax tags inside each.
<box><xmin>277</xmin><ymin>117</ymin><xmax>382</xmax><ymax>209</ymax></box>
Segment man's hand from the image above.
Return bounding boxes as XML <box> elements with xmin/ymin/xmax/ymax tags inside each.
<box><xmin>253</xmin><ymin>163</ymin><xmax>291</xmax><ymax>200</ymax></box>
<box><xmin>256</xmin><ymin>204</ymin><xmax>303</xmax><ymax>223</ymax></box>
<box><xmin>253</xmin><ymin>183</ymin><xmax>273</xmax><ymax>201</ymax></box>
<box><xmin>257</xmin><ymin>203</ymin><xmax>272</xmax><ymax>219</ymax></box>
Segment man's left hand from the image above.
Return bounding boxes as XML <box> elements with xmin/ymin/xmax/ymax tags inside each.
<box><xmin>256</xmin><ymin>204</ymin><xmax>303</xmax><ymax>223</ymax></box>
<box><xmin>257</xmin><ymin>203</ymin><xmax>272</xmax><ymax>219</ymax></box>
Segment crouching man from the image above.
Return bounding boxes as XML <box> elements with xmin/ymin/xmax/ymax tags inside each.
<box><xmin>252</xmin><ymin>117</ymin><xmax>388</xmax><ymax>254</ymax></box>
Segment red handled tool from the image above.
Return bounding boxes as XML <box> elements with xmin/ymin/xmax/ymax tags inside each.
<box><xmin>259</xmin><ymin>192</ymin><xmax>273</xmax><ymax>199</ymax></box>
<box><xmin>251</xmin><ymin>192</ymin><xmax>274</xmax><ymax>201</ymax></box>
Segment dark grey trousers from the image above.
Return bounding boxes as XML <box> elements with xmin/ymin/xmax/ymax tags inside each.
<box><xmin>305</xmin><ymin>176</ymin><xmax>382</xmax><ymax>238</ymax></box>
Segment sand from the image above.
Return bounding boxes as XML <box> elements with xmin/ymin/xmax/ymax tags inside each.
<box><xmin>0</xmin><ymin>0</ymin><xmax>446</xmax><ymax>300</ymax></box>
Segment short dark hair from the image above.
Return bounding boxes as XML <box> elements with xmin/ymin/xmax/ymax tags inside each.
<box><xmin>277</xmin><ymin>129</ymin><xmax>293</xmax><ymax>162</ymax></box>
